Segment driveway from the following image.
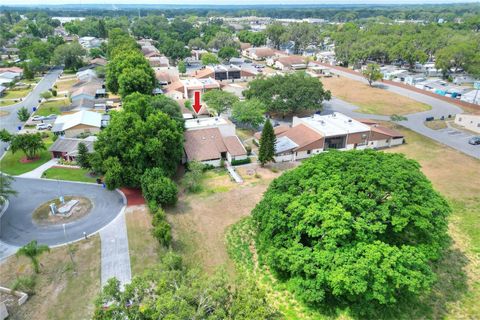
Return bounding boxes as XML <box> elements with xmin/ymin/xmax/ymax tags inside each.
<box><xmin>0</xmin><ymin>67</ymin><xmax>63</xmax><ymax>158</ymax></box>
<box><xmin>323</xmin><ymin>68</ymin><xmax>480</xmax><ymax>159</ymax></box>
<box><xmin>0</xmin><ymin>177</ymin><xmax>125</xmax><ymax>248</ymax></box>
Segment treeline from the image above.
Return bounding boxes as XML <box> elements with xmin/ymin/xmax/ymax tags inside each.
<box><xmin>330</xmin><ymin>22</ymin><xmax>480</xmax><ymax>77</ymax></box>
<box><xmin>2</xmin><ymin>3</ymin><xmax>480</xmax><ymax>22</ymax></box>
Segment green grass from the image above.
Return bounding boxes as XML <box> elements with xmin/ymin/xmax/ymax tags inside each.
<box><xmin>1</xmin><ymin>87</ymin><xmax>32</xmax><ymax>99</ymax></box>
<box><xmin>0</xmin><ymin>134</ymin><xmax>54</xmax><ymax>175</ymax></box>
<box><xmin>35</xmin><ymin>99</ymin><xmax>69</xmax><ymax>116</ymax></box>
<box><xmin>0</xmin><ymin>99</ymin><xmax>17</xmax><ymax>107</ymax></box>
<box><xmin>42</xmin><ymin>167</ymin><xmax>98</xmax><ymax>183</ymax></box>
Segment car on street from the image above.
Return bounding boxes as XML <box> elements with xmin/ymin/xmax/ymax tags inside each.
<box><xmin>46</xmin><ymin>114</ymin><xmax>57</xmax><ymax>119</ymax></box>
<box><xmin>468</xmin><ymin>136</ymin><xmax>480</xmax><ymax>145</ymax></box>
<box><xmin>36</xmin><ymin>123</ymin><xmax>52</xmax><ymax>130</ymax></box>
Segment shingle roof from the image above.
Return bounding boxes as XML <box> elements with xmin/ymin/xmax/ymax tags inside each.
<box><xmin>370</xmin><ymin>125</ymin><xmax>404</xmax><ymax>138</ymax></box>
<box><xmin>223</xmin><ymin>136</ymin><xmax>247</xmax><ymax>157</ymax></box>
<box><xmin>49</xmin><ymin>137</ymin><xmax>95</xmax><ymax>154</ymax></box>
<box><xmin>279</xmin><ymin>124</ymin><xmax>324</xmax><ymax>151</ymax></box>
<box><xmin>52</xmin><ymin>110</ymin><xmax>102</xmax><ymax>132</ymax></box>
<box><xmin>184</xmin><ymin>128</ymin><xmax>227</xmax><ymax>161</ymax></box>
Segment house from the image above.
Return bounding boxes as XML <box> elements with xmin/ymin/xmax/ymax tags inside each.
<box><xmin>273</xmin><ymin>56</ymin><xmax>308</xmax><ymax>71</ymax></box>
<box><xmin>148</xmin><ymin>56</ymin><xmax>170</xmax><ymax>68</ymax></box>
<box><xmin>316</xmin><ymin>51</ymin><xmax>336</xmax><ymax>65</ymax></box>
<box><xmin>242</xmin><ymin>47</ymin><xmax>275</xmax><ymax>61</ymax></box>
<box><xmin>194</xmin><ymin>65</ymin><xmax>256</xmax><ymax>81</ymax></box>
<box><xmin>404</xmin><ymin>75</ymin><xmax>426</xmax><ymax>86</ymax></box>
<box><xmin>254</xmin><ymin>113</ymin><xmax>404</xmax><ymax>162</ymax></box>
<box><xmin>454</xmin><ymin>114</ymin><xmax>480</xmax><ymax>133</ymax></box>
<box><xmin>49</xmin><ymin>136</ymin><xmax>96</xmax><ymax>161</ymax></box>
<box><xmin>165</xmin><ymin>78</ymin><xmax>221</xmax><ymax>100</ymax></box>
<box><xmin>0</xmin><ymin>67</ymin><xmax>23</xmax><ymax>76</ymax></box>
<box><xmin>183</xmin><ymin>118</ymin><xmax>247</xmax><ymax>166</ymax></box>
<box><xmin>308</xmin><ymin>65</ymin><xmax>332</xmax><ymax>77</ymax></box>
<box><xmin>0</xmin><ymin>71</ymin><xmax>21</xmax><ymax>85</ymax></box>
<box><xmin>79</xmin><ymin>36</ymin><xmax>101</xmax><ymax>49</ymax></box>
<box><xmin>52</xmin><ymin>110</ymin><xmax>103</xmax><ymax>138</ymax></box>
<box><xmin>76</xmin><ymin>69</ymin><xmax>97</xmax><ymax>82</ymax></box>
<box><xmin>71</xmin><ymin>83</ymin><xmax>103</xmax><ymax>102</ymax></box>
<box><xmin>90</xmin><ymin>57</ymin><xmax>107</xmax><ymax>66</ymax></box>
<box><xmin>460</xmin><ymin>90</ymin><xmax>480</xmax><ymax>105</ymax></box>
<box><xmin>155</xmin><ymin>68</ymin><xmax>179</xmax><ymax>85</ymax></box>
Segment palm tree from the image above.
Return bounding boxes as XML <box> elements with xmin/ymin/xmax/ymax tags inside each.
<box><xmin>0</xmin><ymin>174</ymin><xmax>17</xmax><ymax>205</ymax></box>
<box><xmin>16</xmin><ymin>240</ymin><xmax>50</xmax><ymax>273</ymax></box>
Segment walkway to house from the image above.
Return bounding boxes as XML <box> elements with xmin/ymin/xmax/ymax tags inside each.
<box><xmin>17</xmin><ymin>159</ymin><xmax>57</xmax><ymax>178</ymax></box>
<box><xmin>99</xmin><ymin>207</ymin><xmax>132</xmax><ymax>288</ymax></box>
<box><xmin>226</xmin><ymin>163</ymin><xmax>243</xmax><ymax>183</ymax></box>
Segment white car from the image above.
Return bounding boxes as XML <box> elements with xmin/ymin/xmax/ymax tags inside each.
<box><xmin>32</xmin><ymin>115</ymin><xmax>45</xmax><ymax>121</ymax></box>
<box><xmin>36</xmin><ymin>123</ymin><xmax>52</xmax><ymax>130</ymax></box>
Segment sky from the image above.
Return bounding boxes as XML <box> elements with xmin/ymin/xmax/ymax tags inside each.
<box><xmin>3</xmin><ymin>0</ymin><xmax>480</xmax><ymax>5</ymax></box>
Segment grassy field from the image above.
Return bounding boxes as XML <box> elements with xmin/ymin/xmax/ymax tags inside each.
<box><xmin>0</xmin><ymin>99</ymin><xmax>17</xmax><ymax>107</ymax></box>
<box><xmin>1</xmin><ymin>87</ymin><xmax>32</xmax><ymax>99</ymax></box>
<box><xmin>0</xmin><ymin>236</ymin><xmax>101</xmax><ymax>320</ymax></box>
<box><xmin>225</xmin><ymin>124</ymin><xmax>480</xmax><ymax>320</ymax></box>
<box><xmin>42</xmin><ymin>167</ymin><xmax>98</xmax><ymax>183</ymax></box>
<box><xmin>35</xmin><ymin>98</ymin><xmax>70</xmax><ymax>116</ymax></box>
<box><xmin>0</xmin><ymin>134</ymin><xmax>54</xmax><ymax>175</ymax></box>
<box><xmin>424</xmin><ymin>119</ymin><xmax>448</xmax><ymax>130</ymax></box>
<box><xmin>125</xmin><ymin>205</ymin><xmax>164</xmax><ymax>276</ymax></box>
<box><xmin>321</xmin><ymin>76</ymin><xmax>431</xmax><ymax>115</ymax></box>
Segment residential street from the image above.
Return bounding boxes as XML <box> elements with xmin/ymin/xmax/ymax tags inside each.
<box><xmin>0</xmin><ymin>177</ymin><xmax>125</xmax><ymax>256</ymax></box>
<box><xmin>0</xmin><ymin>67</ymin><xmax>63</xmax><ymax>158</ymax></box>
<box><xmin>324</xmin><ymin>68</ymin><xmax>480</xmax><ymax>159</ymax></box>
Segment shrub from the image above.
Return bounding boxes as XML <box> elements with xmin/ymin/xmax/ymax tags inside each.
<box><xmin>245</xmin><ymin>145</ymin><xmax>252</xmax><ymax>156</ymax></box>
<box><xmin>12</xmin><ymin>275</ymin><xmax>37</xmax><ymax>295</ymax></box>
<box><xmin>183</xmin><ymin>161</ymin><xmax>205</xmax><ymax>193</ymax></box>
<box><xmin>231</xmin><ymin>157</ymin><xmax>251</xmax><ymax>166</ymax></box>
<box><xmin>52</xmin><ymin>89</ymin><xmax>57</xmax><ymax>97</ymax></box>
<box><xmin>141</xmin><ymin>168</ymin><xmax>178</xmax><ymax>207</ymax></box>
<box><xmin>151</xmin><ymin>208</ymin><xmax>172</xmax><ymax>247</ymax></box>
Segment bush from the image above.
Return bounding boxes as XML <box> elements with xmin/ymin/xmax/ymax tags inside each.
<box><xmin>51</xmin><ymin>89</ymin><xmax>57</xmax><ymax>97</ymax></box>
<box><xmin>245</xmin><ymin>145</ymin><xmax>252</xmax><ymax>156</ymax></box>
<box><xmin>231</xmin><ymin>157</ymin><xmax>251</xmax><ymax>166</ymax></box>
<box><xmin>151</xmin><ymin>208</ymin><xmax>172</xmax><ymax>247</ymax></box>
<box><xmin>12</xmin><ymin>275</ymin><xmax>36</xmax><ymax>295</ymax></box>
<box><xmin>183</xmin><ymin>161</ymin><xmax>205</xmax><ymax>193</ymax></box>
<box><xmin>141</xmin><ymin>168</ymin><xmax>178</xmax><ymax>207</ymax></box>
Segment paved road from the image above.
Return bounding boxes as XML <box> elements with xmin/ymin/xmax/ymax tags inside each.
<box><xmin>0</xmin><ymin>67</ymin><xmax>63</xmax><ymax>158</ymax></box>
<box><xmin>325</xmin><ymin>69</ymin><xmax>480</xmax><ymax>159</ymax></box>
<box><xmin>0</xmin><ymin>177</ymin><xmax>124</xmax><ymax>248</ymax></box>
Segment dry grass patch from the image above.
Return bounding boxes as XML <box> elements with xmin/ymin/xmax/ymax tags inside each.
<box><xmin>125</xmin><ymin>205</ymin><xmax>163</xmax><ymax>276</ymax></box>
<box><xmin>322</xmin><ymin>76</ymin><xmax>431</xmax><ymax>115</ymax></box>
<box><xmin>55</xmin><ymin>79</ymin><xmax>77</xmax><ymax>92</ymax></box>
<box><xmin>424</xmin><ymin>119</ymin><xmax>448</xmax><ymax>130</ymax></box>
<box><xmin>0</xmin><ymin>236</ymin><xmax>100</xmax><ymax>320</ymax></box>
<box><xmin>32</xmin><ymin>196</ymin><xmax>92</xmax><ymax>225</ymax></box>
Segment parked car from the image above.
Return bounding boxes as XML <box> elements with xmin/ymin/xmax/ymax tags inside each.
<box><xmin>46</xmin><ymin>114</ymin><xmax>57</xmax><ymax>119</ymax></box>
<box><xmin>36</xmin><ymin>123</ymin><xmax>52</xmax><ymax>130</ymax></box>
<box><xmin>31</xmin><ymin>115</ymin><xmax>45</xmax><ymax>121</ymax></box>
<box><xmin>468</xmin><ymin>136</ymin><xmax>480</xmax><ymax>145</ymax></box>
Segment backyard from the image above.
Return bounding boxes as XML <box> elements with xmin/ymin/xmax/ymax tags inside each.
<box><xmin>321</xmin><ymin>76</ymin><xmax>431</xmax><ymax>115</ymax></box>
<box><xmin>0</xmin><ymin>236</ymin><xmax>101</xmax><ymax>320</ymax></box>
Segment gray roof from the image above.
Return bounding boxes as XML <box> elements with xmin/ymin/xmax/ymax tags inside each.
<box><xmin>49</xmin><ymin>137</ymin><xmax>95</xmax><ymax>155</ymax></box>
<box><xmin>0</xmin><ymin>85</ymin><xmax>6</xmax><ymax>93</ymax></box>
<box><xmin>275</xmin><ymin>136</ymin><xmax>298</xmax><ymax>154</ymax></box>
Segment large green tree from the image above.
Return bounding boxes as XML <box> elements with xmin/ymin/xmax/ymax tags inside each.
<box><xmin>93</xmin><ymin>96</ymin><xmax>184</xmax><ymax>189</ymax></box>
<box><xmin>52</xmin><ymin>42</ymin><xmax>86</xmax><ymax>71</ymax></box>
<box><xmin>232</xmin><ymin>99</ymin><xmax>266</xmax><ymax>128</ymax></box>
<box><xmin>202</xmin><ymin>90</ymin><xmax>239</xmax><ymax>116</ymax></box>
<box><xmin>362</xmin><ymin>63</ymin><xmax>383</xmax><ymax>86</ymax></box>
<box><xmin>118</xmin><ymin>68</ymin><xmax>155</xmax><ymax>98</ymax></box>
<box><xmin>252</xmin><ymin>150</ymin><xmax>450</xmax><ymax>311</ymax></box>
<box><xmin>266</xmin><ymin>22</ymin><xmax>287</xmax><ymax>49</ymax></box>
<box><xmin>141</xmin><ymin>167</ymin><xmax>178</xmax><ymax>207</ymax></box>
<box><xmin>244</xmin><ymin>72</ymin><xmax>331</xmax><ymax>115</ymax></box>
<box><xmin>10</xmin><ymin>133</ymin><xmax>46</xmax><ymax>160</ymax></box>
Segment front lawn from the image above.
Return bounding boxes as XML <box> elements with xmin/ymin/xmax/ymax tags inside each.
<box><xmin>0</xmin><ymin>99</ymin><xmax>17</xmax><ymax>107</ymax></box>
<box><xmin>42</xmin><ymin>167</ymin><xmax>98</xmax><ymax>183</ymax></box>
<box><xmin>0</xmin><ymin>134</ymin><xmax>54</xmax><ymax>175</ymax></box>
<box><xmin>35</xmin><ymin>98</ymin><xmax>70</xmax><ymax>116</ymax></box>
<box><xmin>1</xmin><ymin>87</ymin><xmax>32</xmax><ymax>99</ymax></box>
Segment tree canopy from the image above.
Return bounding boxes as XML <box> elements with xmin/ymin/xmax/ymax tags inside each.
<box><xmin>244</xmin><ymin>72</ymin><xmax>331</xmax><ymax>115</ymax></box>
<box><xmin>10</xmin><ymin>133</ymin><xmax>46</xmax><ymax>160</ymax></box>
<box><xmin>93</xmin><ymin>94</ymin><xmax>184</xmax><ymax>189</ymax></box>
<box><xmin>232</xmin><ymin>99</ymin><xmax>266</xmax><ymax>128</ymax></box>
<box><xmin>252</xmin><ymin>150</ymin><xmax>450</xmax><ymax>310</ymax></box>
<box><xmin>202</xmin><ymin>90</ymin><xmax>239</xmax><ymax>116</ymax></box>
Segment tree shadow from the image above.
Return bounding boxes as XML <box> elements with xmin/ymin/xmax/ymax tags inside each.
<box><xmin>373</xmin><ymin>83</ymin><xmax>389</xmax><ymax>90</ymax></box>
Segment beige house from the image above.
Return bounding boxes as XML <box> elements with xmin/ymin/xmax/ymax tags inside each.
<box><xmin>52</xmin><ymin>110</ymin><xmax>102</xmax><ymax>138</ymax></box>
<box><xmin>455</xmin><ymin>114</ymin><xmax>480</xmax><ymax>133</ymax></box>
<box><xmin>242</xmin><ymin>47</ymin><xmax>275</xmax><ymax>61</ymax></box>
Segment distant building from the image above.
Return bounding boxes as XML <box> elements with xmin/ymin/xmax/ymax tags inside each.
<box><xmin>79</xmin><ymin>36</ymin><xmax>102</xmax><ymax>49</ymax></box>
<box><xmin>242</xmin><ymin>47</ymin><xmax>275</xmax><ymax>61</ymax></box>
<box><xmin>194</xmin><ymin>65</ymin><xmax>256</xmax><ymax>81</ymax></box>
<box><xmin>164</xmin><ymin>78</ymin><xmax>221</xmax><ymax>100</ymax></box>
<box><xmin>272</xmin><ymin>56</ymin><xmax>308</xmax><ymax>71</ymax></box>
<box><xmin>455</xmin><ymin>114</ymin><xmax>480</xmax><ymax>133</ymax></box>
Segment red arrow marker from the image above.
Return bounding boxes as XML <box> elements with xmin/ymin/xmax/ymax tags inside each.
<box><xmin>192</xmin><ymin>91</ymin><xmax>202</xmax><ymax>114</ymax></box>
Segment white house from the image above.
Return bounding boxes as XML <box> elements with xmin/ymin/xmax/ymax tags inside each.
<box><xmin>455</xmin><ymin>114</ymin><xmax>480</xmax><ymax>133</ymax></box>
<box><xmin>52</xmin><ymin>110</ymin><xmax>103</xmax><ymax>138</ymax></box>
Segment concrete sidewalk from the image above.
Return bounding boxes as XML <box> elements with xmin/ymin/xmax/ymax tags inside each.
<box><xmin>226</xmin><ymin>163</ymin><xmax>243</xmax><ymax>183</ymax></box>
<box><xmin>99</xmin><ymin>209</ymin><xmax>131</xmax><ymax>288</ymax></box>
<box><xmin>18</xmin><ymin>159</ymin><xmax>58</xmax><ymax>178</ymax></box>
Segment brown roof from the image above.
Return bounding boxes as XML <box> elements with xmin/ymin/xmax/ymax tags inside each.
<box><xmin>49</xmin><ymin>137</ymin><xmax>94</xmax><ymax>154</ymax></box>
<box><xmin>254</xmin><ymin>125</ymin><xmax>290</xmax><ymax>140</ymax></box>
<box><xmin>223</xmin><ymin>136</ymin><xmax>247</xmax><ymax>156</ymax></box>
<box><xmin>195</xmin><ymin>68</ymin><xmax>214</xmax><ymax>79</ymax></box>
<box><xmin>155</xmin><ymin>71</ymin><xmax>179</xmax><ymax>84</ymax></box>
<box><xmin>355</xmin><ymin>118</ymin><xmax>379</xmax><ymax>126</ymax></box>
<box><xmin>90</xmin><ymin>58</ymin><xmax>107</xmax><ymax>66</ymax></box>
<box><xmin>370</xmin><ymin>125</ymin><xmax>404</xmax><ymax>139</ymax></box>
<box><xmin>248</xmin><ymin>47</ymin><xmax>275</xmax><ymax>58</ymax></box>
<box><xmin>184</xmin><ymin>128</ymin><xmax>227</xmax><ymax>161</ymax></box>
<box><xmin>277</xmin><ymin>56</ymin><xmax>305</xmax><ymax>67</ymax></box>
<box><xmin>279</xmin><ymin>124</ymin><xmax>324</xmax><ymax>152</ymax></box>
<box><xmin>0</xmin><ymin>67</ymin><xmax>23</xmax><ymax>73</ymax></box>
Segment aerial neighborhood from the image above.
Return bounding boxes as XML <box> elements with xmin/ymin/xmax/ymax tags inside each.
<box><xmin>0</xmin><ymin>3</ymin><xmax>479</xmax><ymax>320</ymax></box>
